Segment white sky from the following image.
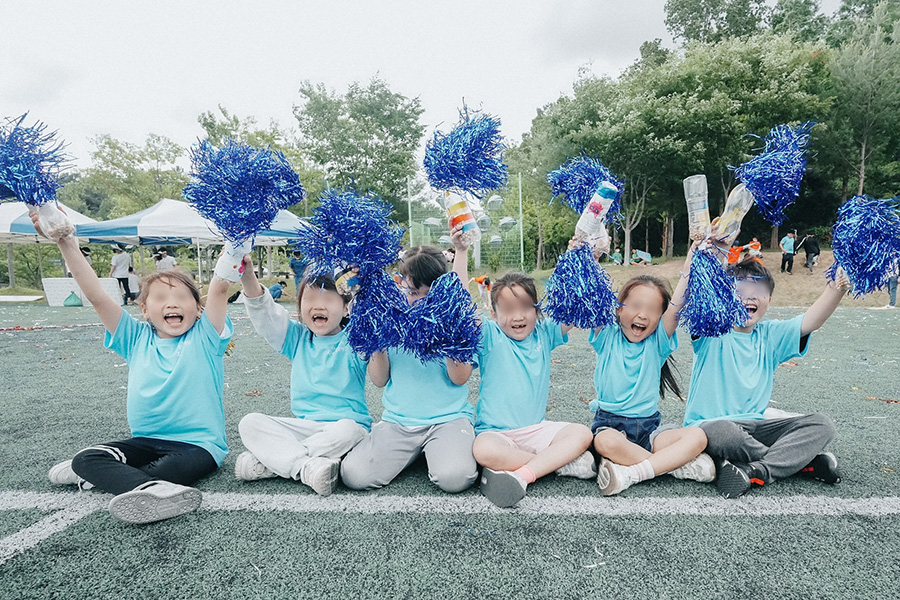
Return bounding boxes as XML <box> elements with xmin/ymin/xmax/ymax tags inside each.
<box><xmin>0</xmin><ymin>1</ymin><xmax>843</xmax><ymax>169</ymax></box>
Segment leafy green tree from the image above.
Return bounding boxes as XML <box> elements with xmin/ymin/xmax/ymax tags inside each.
<box><xmin>293</xmin><ymin>76</ymin><xmax>425</xmax><ymax>219</ymax></box>
<box><xmin>829</xmin><ymin>2</ymin><xmax>900</xmax><ymax>194</ymax></box>
<box><xmin>770</xmin><ymin>0</ymin><xmax>829</xmax><ymax>41</ymax></box>
<box><xmin>665</xmin><ymin>0</ymin><xmax>767</xmax><ymax>43</ymax></box>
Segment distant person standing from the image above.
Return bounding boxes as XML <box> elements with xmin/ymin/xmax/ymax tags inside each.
<box><xmin>156</xmin><ymin>249</ymin><xmax>177</xmax><ymax>272</ymax></box>
<box><xmin>873</xmin><ymin>261</ymin><xmax>898</xmax><ymax>310</ymax></box>
<box><xmin>779</xmin><ymin>231</ymin><xmax>795</xmax><ymax>274</ymax></box>
<box><xmin>797</xmin><ymin>232</ymin><xmax>820</xmax><ymax>275</ymax></box>
<box><xmin>127</xmin><ymin>266</ymin><xmax>140</xmax><ymax>300</ymax></box>
<box><xmin>289</xmin><ymin>250</ymin><xmax>309</xmax><ymax>292</ymax></box>
<box><xmin>109</xmin><ymin>245</ymin><xmax>133</xmax><ymax>305</ymax></box>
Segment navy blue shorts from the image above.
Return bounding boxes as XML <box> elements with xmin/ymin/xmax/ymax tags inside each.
<box><xmin>591</xmin><ymin>409</ymin><xmax>661</xmax><ymax>452</ymax></box>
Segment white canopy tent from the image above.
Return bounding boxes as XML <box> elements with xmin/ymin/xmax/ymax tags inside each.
<box><xmin>75</xmin><ymin>198</ymin><xmax>309</xmax><ymax>282</ymax></box>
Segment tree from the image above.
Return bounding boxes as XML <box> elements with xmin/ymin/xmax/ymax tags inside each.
<box><xmin>665</xmin><ymin>0</ymin><xmax>767</xmax><ymax>43</ymax></box>
<box><xmin>293</xmin><ymin>77</ymin><xmax>425</xmax><ymax>219</ymax></box>
<box><xmin>829</xmin><ymin>2</ymin><xmax>900</xmax><ymax>194</ymax></box>
<box><xmin>770</xmin><ymin>0</ymin><xmax>829</xmax><ymax>41</ymax></box>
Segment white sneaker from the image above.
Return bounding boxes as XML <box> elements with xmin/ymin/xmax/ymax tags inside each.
<box><xmin>669</xmin><ymin>452</ymin><xmax>716</xmax><ymax>482</ymax></box>
<box><xmin>48</xmin><ymin>460</ymin><xmax>94</xmax><ymax>491</ymax></box>
<box><xmin>234</xmin><ymin>451</ymin><xmax>276</xmax><ymax>481</ymax></box>
<box><xmin>108</xmin><ymin>480</ymin><xmax>202</xmax><ymax>524</ymax></box>
<box><xmin>555</xmin><ymin>451</ymin><xmax>597</xmax><ymax>479</ymax></box>
<box><xmin>480</xmin><ymin>468</ymin><xmax>527</xmax><ymax>508</ymax></box>
<box><xmin>596</xmin><ymin>458</ymin><xmax>637</xmax><ymax>496</ymax></box>
<box><xmin>300</xmin><ymin>457</ymin><xmax>340</xmax><ymax>496</ymax></box>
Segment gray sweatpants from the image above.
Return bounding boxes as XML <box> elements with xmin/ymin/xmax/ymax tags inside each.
<box><xmin>340</xmin><ymin>417</ymin><xmax>478</xmax><ymax>493</ymax></box>
<box><xmin>238</xmin><ymin>413</ymin><xmax>366</xmax><ymax>480</ymax></box>
<box><xmin>700</xmin><ymin>413</ymin><xmax>835</xmax><ymax>483</ymax></box>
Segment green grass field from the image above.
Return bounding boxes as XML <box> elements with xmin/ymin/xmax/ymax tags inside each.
<box><xmin>1</xmin><ymin>301</ymin><xmax>898</xmax><ymax>599</ymax></box>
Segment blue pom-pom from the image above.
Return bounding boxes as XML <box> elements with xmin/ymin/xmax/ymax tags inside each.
<box><xmin>294</xmin><ymin>188</ymin><xmax>404</xmax><ymax>278</ymax></box>
<box><xmin>732</xmin><ymin>122</ymin><xmax>814</xmax><ymax>226</ymax></box>
<box><xmin>183</xmin><ymin>139</ymin><xmax>305</xmax><ymax>244</ymax></box>
<box><xmin>543</xmin><ymin>244</ymin><xmax>618</xmax><ymax>329</ymax></box>
<box><xmin>403</xmin><ymin>272</ymin><xmax>481</xmax><ymax>364</ymax></box>
<box><xmin>344</xmin><ymin>270</ymin><xmax>409</xmax><ymax>359</ymax></box>
<box><xmin>423</xmin><ymin>107</ymin><xmax>508</xmax><ymax>196</ymax></box>
<box><xmin>827</xmin><ymin>195</ymin><xmax>900</xmax><ymax>297</ymax></box>
<box><xmin>0</xmin><ymin>114</ymin><xmax>67</xmax><ymax>206</ymax></box>
<box><xmin>679</xmin><ymin>246</ymin><xmax>749</xmax><ymax>337</ymax></box>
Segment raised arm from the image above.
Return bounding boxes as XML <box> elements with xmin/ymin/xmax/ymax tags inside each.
<box><xmin>238</xmin><ymin>254</ymin><xmax>290</xmax><ymax>351</ymax></box>
<box><xmin>31</xmin><ymin>211</ymin><xmax>122</xmax><ymax>334</ymax></box>
<box><xmin>801</xmin><ymin>272</ymin><xmax>850</xmax><ymax>336</ymax></box>
<box><xmin>663</xmin><ymin>241</ymin><xmax>700</xmax><ymax>337</ymax></box>
<box><xmin>450</xmin><ymin>221</ymin><xmax>470</xmax><ymax>284</ymax></box>
<box><xmin>203</xmin><ymin>273</ymin><xmax>231</xmax><ymax>335</ymax></box>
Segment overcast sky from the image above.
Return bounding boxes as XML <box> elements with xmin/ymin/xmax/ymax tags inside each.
<box><xmin>1</xmin><ymin>1</ymin><xmax>843</xmax><ymax>169</ymax></box>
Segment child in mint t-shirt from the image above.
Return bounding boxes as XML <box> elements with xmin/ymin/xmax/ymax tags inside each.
<box><xmin>38</xmin><ymin>208</ymin><xmax>232</xmax><ymax>524</ymax></box>
<box><xmin>685</xmin><ymin>257</ymin><xmax>850</xmax><ymax>498</ymax></box>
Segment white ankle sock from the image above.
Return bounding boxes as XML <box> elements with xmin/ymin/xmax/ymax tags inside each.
<box><xmin>630</xmin><ymin>459</ymin><xmax>655</xmax><ymax>482</ymax></box>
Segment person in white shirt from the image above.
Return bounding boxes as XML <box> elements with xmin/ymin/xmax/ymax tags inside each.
<box><xmin>156</xmin><ymin>249</ymin><xmax>177</xmax><ymax>272</ymax></box>
<box><xmin>109</xmin><ymin>246</ymin><xmax>133</xmax><ymax>305</ymax></box>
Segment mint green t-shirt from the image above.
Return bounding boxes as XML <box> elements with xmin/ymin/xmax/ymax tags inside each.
<box><xmin>589</xmin><ymin>318</ymin><xmax>677</xmax><ymax>418</ymax></box>
<box><xmin>281</xmin><ymin>322</ymin><xmax>371</xmax><ymax>429</ymax></box>
<box><xmin>380</xmin><ymin>348</ymin><xmax>474</xmax><ymax>427</ymax></box>
<box><xmin>683</xmin><ymin>314</ymin><xmax>809</xmax><ymax>426</ymax></box>
<box><xmin>475</xmin><ymin>318</ymin><xmax>568</xmax><ymax>434</ymax></box>
<box><xmin>105</xmin><ymin>309</ymin><xmax>233</xmax><ymax>465</ymax></box>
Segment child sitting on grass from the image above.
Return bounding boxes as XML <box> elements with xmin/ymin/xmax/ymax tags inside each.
<box><xmin>685</xmin><ymin>256</ymin><xmax>850</xmax><ymax>498</ymax></box>
<box><xmin>38</xmin><ymin>208</ymin><xmax>232</xmax><ymax>524</ymax></box>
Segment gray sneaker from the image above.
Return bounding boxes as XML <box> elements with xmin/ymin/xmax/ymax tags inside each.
<box><xmin>108</xmin><ymin>481</ymin><xmax>202</xmax><ymax>524</ymax></box>
<box><xmin>234</xmin><ymin>451</ymin><xmax>276</xmax><ymax>481</ymax></box>
<box><xmin>669</xmin><ymin>452</ymin><xmax>716</xmax><ymax>482</ymax></box>
<box><xmin>300</xmin><ymin>457</ymin><xmax>341</xmax><ymax>496</ymax></box>
<box><xmin>480</xmin><ymin>468</ymin><xmax>527</xmax><ymax>508</ymax></box>
<box><xmin>555</xmin><ymin>451</ymin><xmax>597</xmax><ymax>479</ymax></box>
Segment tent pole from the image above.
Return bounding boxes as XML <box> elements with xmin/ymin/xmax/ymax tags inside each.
<box><xmin>196</xmin><ymin>240</ymin><xmax>203</xmax><ymax>284</ymax></box>
<box><xmin>6</xmin><ymin>243</ymin><xmax>15</xmax><ymax>288</ymax></box>
<box><xmin>139</xmin><ymin>246</ymin><xmax>145</xmax><ymax>274</ymax></box>
<box><xmin>37</xmin><ymin>242</ymin><xmax>44</xmax><ymax>282</ymax></box>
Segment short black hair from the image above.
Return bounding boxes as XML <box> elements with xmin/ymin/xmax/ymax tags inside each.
<box><xmin>727</xmin><ymin>257</ymin><xmax>775</xmax><ymax>295</ymax></box>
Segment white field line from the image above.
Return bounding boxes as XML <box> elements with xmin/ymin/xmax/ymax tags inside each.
<box><xmin>3</xmin><ymin>490</ymin><xmax>900</xmax><ymax>566</ymax></box>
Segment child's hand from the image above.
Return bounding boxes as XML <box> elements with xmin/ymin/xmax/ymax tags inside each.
<box><xmin>832</xmin><ymin>266</ymin><xmax>851</xmax><ymax>290</ymax></box>
<box><xmin>708</xmin><ymin>217</ymin><xmax>738</xmax><ymax>251</ymax></box>
<box><xmin>30</xmin><ymin>206</ymin><xmax>75</xmax><ymax>242</ymax></box>
<box><xmin>566</xmin><ymin>235</ymin><xmax>583</xmax><ymax>252</ymax></box>
<box><xmin>449</xmin><ymin>221</ymin><xmax>470</xmax><ymax>251</ymax></box>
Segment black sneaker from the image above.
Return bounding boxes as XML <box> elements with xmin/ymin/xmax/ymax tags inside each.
<box><xmin>800</xmin><ymin>452</ymin><xmax>841</xmax><ymax>484</ymax></box>
<box><xmin>716</xmin><ymin>460</ymin><xmax>765</xmax><ymax>499</ymax></box>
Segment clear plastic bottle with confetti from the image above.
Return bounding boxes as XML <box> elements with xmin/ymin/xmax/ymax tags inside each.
<box><xmin>717</xmin><ymin>183</ymin><xmax>755</xmax><ymax>239</ymax></box>
<box><xmin>683</xmin><ymin>174</ymin><xmax>711</xmax><ymax>241</ymax></box>
<box><xmin>442</xmin><ymin>190</ymin><xmax>481</xmax><ymax>246</ymax></box>
<box><xmin>573</xmin><ymin>180</ymin><xmax>617</xmax><ymax>253</ymax></box>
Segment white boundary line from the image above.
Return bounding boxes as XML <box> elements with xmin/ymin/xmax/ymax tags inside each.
<box><xmin>3</xmin><ymin>490</ymin><xmax>900</xmax><ymax>566</ymax></box>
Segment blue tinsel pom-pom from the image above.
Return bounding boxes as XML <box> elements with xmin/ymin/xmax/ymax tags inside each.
<box><xmin>679</xmin><ymin>247</ymin><xmax>750</xmax><ymax>337</ymax></box>
<box><xmin>183</xmin><ymin>139</ymin><xmax>305</xmax><ymax>244</ymax></box>
<box><xmin>423</xmin><ymin>107</ymin><xmax>508</xmax><ymax>196</ymax></box>
<box><xmin>403</xmin><ymin>272</ymin><xmax>481</xmax><ymax>364</ymax></box>
<box><xmin>344</xmin><ymin>270</ymin><xmax>409</xmax><ymax>359</ymax></box>
<box><xmin>294</xmin><ymin>188</ymin><xmax>404</xmax><ymax>278</ymax></box>
<box><xmin>732</xmin><ymin>122</ymin><xmax>814</xmax><ymax>226</ymax></box>
<box><xmin>0</xmin><ymin>115</ymin><xmax>67</xmax><ymax>206</ymax></box>
<box><xmin>827</xmin><ymin>195</ymin><xmax>900</xmax><ymax>297</ymax></box>
<box><xmin>543</xmin><ymin>244</ymin><xmax>618</xmax><ymax>329</ymax></box>
<box><xmin>547</xmin><ymin>155</ymin><xmax>624</xmax><ymax>224</ymax></box>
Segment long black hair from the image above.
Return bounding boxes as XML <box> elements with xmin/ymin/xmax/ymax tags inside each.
<box><xmin>618</xmin><ymin>275</ymin><xmax>682</xmax><ymax>400</ymax></box>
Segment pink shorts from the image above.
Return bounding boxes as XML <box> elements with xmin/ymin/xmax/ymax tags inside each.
<box><xmin>483</xmin><ymin>421</ymin><xmax>572</xmax><ymax>454</ymax></box>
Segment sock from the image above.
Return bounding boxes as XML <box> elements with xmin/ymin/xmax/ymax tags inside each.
<box><xmin>631</xmin><ymin>459</ymin><xmax>655</xmax><ymax>483</ymax></box>
<box><xmin>514</xmin><ymin>465</ymin><xmax>536</xmax><ymax>484</ymax></box>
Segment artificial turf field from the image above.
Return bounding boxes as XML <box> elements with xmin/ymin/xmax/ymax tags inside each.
<box><xmin>0</xmin><ymin>301</ymin><xmax>898</xmax><ymax>600</ymax></box>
